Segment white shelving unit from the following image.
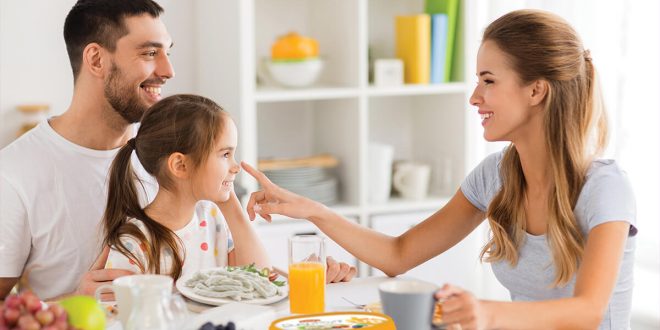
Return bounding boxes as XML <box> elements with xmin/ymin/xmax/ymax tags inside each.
<box><xmin>193</xmin><ymin>0</ymin><xmax>490</xmax><ymax>287</ymax></box>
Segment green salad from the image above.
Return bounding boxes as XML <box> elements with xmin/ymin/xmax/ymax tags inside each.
<box><xmin>226</xmin><ymin>263</ymin><xmax>287</xmax><ymax>287</ymax></box>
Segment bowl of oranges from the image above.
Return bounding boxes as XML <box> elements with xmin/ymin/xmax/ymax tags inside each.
<box><xmin>264</xmin><ymin>32</ymin><xmax>323</xmax><ymax>88</ymax></box>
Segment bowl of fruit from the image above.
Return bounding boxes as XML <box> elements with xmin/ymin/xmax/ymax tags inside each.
<box><xmin>264</xmin><ymin>32</ymin><xmax>323</xmax><ymax>88</ymax></box>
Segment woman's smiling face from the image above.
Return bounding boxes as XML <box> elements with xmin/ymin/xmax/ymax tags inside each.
<box><xmin>469</xmin><ymin>40</ymin><xmax>543</xmax><ymax>143</ymax></box>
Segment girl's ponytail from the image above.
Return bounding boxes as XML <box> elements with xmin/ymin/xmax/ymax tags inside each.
<box><xmin>102</xmin><ymin>140</ymin><xmax>148</xmax><ymax>272</ymax></box>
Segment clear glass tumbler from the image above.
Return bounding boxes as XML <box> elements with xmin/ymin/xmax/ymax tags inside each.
<box><xmin>288</xmin><ymin>235</ymin><xmax>326</xmax><ymax>314</ymax></box>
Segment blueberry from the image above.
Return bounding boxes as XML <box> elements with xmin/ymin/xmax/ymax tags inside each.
<box><xmin>199</xmin><ymin>322</ymin><xmax>215</xmax><ymax>330</ymax></box>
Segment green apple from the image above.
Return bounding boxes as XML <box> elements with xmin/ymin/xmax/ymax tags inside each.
<box><xmin>59</xmin><ymin>295</ymin><xmax>106</xmax><ymax>330</ymax></box>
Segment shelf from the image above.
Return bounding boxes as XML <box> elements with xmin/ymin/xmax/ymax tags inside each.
<box><xmin>255</xmin><ymin>83</ymin><xmax>468</xmax><ymax>102</ymax></box>
<box><xmin>255</xmin><ymin>202</ymin><xmax>361</xmax><ymax>225</ymax></box>
<box><xmin>255</xmin><ymin>86</ymin><xmax>361</xmax><ymax>103</ymax></box>
<box><xmin>366</xmin><ymin>196</ymin><xmax>450</xmax><ymax>215</ymax></box>
<box><xmin>367</xmin><ymin>82</ymin><xmax>468</xmax><ymax>97</ymax></box>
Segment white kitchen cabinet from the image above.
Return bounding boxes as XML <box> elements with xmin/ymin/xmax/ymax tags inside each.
<box><xmin>253</xmin><ymin>219</ymin><xmax>359</xmax><ymax>272</ymax></box>
<box><xmin>369</xmin><ymin>211</ymin><xmax>483</xmax><ymax>289</ymax></box>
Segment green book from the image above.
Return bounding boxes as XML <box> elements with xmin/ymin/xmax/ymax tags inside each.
<box><xmin>425</xmin><ymin>0</ymin><xmax>461</xmax><ymax>82</ymax></box>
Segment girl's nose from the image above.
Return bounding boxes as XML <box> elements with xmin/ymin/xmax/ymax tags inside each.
<box><xmin>230</xmin><ymin>161</ymin><xmax>241</xmax><ymax>174</ymax></box>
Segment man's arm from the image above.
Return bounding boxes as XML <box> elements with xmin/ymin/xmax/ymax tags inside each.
<box><xmin>0</xmin><ymin>177</ymin><xmax>31</xmax><ymax>299</ymax></box>
<box><xmin>72</xmin><ymin>246</ymin><xmax>133</xmax><ymax>300</ymax></box>
<box><xmin>0</xmin><ymin>278</ymin><xmax>18</xmax><ymax>299</ymax></box>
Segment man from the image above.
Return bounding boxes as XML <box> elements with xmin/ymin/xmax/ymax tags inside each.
<box><xmin>0</xmin><ymin>0</ymin><xmax>172</xmax><ymax>300</ymax></box>
<box><xmin>0</xmin><ymin>0</ymin><xmax>354</xmax><ymax>300</ymax></box>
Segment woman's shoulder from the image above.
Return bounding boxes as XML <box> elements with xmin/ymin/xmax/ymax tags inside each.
<box><xmin>585</xmin><ymin>159</ymin><xmax>631</xmax><ymax>186</ymax></box>
<box><xmin>484</xmin><ymin>149</ymin><xmax>505</xmax><ymax>166</ymax></box>
<box><xmin>577</xmin><ymin>159</ymin><xmax>636</xmax><ymax>233</ymax></box>
<box><xmin>469</xmin><ymin>149</ymin><xmax>505</xmax><ymax>176</ymax></box>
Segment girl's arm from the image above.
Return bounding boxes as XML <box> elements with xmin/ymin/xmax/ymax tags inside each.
<box><xmin>242</xmin><ymin>162</ymin><xmax>486</xmax><ymax>276</ymax></box>
<box><xmin>217</xmin><ymin>191</ymin><xmax>270</xmax><ymax>269</ymax></box>
<box><xmin>438</xmin><ymin>221</ymin><xmax>631</xmax><ymax>330</ymax></box>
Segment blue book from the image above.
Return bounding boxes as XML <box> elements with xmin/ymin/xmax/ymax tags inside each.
<box><xmin>430</xmin><ymin>14</ymin><xmax>448</xmax><ymax>83</ymax></box>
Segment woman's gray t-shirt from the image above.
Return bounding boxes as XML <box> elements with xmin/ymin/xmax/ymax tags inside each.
<box><xmin>461</xmin><ymin>151</ymin><xmax>636</xmax><ymax>330</ymax></box>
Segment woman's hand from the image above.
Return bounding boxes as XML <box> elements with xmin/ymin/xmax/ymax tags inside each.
<box><xmin>435</xmin><ymin>284</ymin><xmax>491</xmax><ymax>330</ymax></box>
<box><xmin>241</xmin><ymin>162</ymin><xmax>328</xmax><ymax>222</ymax></box>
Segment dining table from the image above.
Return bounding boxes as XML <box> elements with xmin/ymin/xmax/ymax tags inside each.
<box><xmin>106</xmin><ymin>276</ymin><xmax>396</xmax><ymax>330</ymax></box>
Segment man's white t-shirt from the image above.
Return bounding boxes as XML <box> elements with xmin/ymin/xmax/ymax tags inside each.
<box><xmin>0</xmin><ymin>120</ymin><xmax>156</xmax><ymax>300</ymax></box>
<box><xmin>105</xmin><ymin>201</ymin><xmax>235</xmax><ymax>278</ymax></box>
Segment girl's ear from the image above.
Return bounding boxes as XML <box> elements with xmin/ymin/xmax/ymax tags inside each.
<box><xmin>167</xmin><ymin>152</ymin><xmax>190</xmax><ymax>179</ymax></box>
<box><xmin>529</xmin><ymin>79</ymin><xmax>549</xmax><ymax>107</ymax></box>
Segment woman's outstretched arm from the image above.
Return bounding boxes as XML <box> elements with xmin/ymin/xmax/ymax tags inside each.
<box><xmin>241</xmin><ymin>161</ymin><xmax>485</xmax><ymax>276</ymax></box>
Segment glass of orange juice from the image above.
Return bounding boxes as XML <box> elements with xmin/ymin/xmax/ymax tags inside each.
<box><xmin>288</xmin><ymin>235</ymin><xmax>325</xmax><ymax>314</ymax></box>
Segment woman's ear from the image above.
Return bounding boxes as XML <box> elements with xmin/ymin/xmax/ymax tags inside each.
<box><xmin>529</xmin><ymin>79</ymin><xmax>549</xmax><ymax>106</ymax></box>
<box><xmin>167</xmin><ymin>152</ymin><xmax>190</xmax><ymax>179</ymax></box>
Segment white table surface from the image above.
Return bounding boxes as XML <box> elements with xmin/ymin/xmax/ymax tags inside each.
<box><xmin>108</xmin><ymin>276</ymin><xmax>394</xmax><ymax>330</ymax></box>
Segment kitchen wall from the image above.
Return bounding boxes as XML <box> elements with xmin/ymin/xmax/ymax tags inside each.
<box><xmin>0</xmin><ymin>0</ymin><xmax>197</xmax><ymax>148</ymax></box>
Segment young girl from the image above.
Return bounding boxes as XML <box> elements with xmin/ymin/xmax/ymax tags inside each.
<box><xmin>241</xmin><ymin>10</ymin><xmax>636</xmax><ymax>329</ymax></box>
<box><xmin>102</xmin><ymin>94</ymin><xmax>269</xmax><ymax>280</ymax></box>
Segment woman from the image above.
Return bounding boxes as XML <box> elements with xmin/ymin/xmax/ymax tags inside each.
<box><xmin>242</xmin><ymin>10</ymin><xmax>636</xmax><ymax>330</ymax></box>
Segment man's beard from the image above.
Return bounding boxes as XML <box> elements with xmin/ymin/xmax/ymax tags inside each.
<box><xmin>104</xmin><ymin>62</ymin><xmax>148</xmax><ymax>124</ymax></box>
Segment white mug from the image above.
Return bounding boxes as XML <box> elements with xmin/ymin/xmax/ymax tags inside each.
<box><xmin>393</xmin><ymin>162</ymin><xmax>431</xmax><ymax>200</ymax></box>
<box><xmin>368</xmin><ymin>143</ymin><xmax>394</xmax><ymax>203</ymax></box>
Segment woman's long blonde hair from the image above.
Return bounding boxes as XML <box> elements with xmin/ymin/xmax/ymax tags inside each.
<box><xmin>479</xmin><ymin>10</ymin><xmax>608</xmax><ymax>286</ymax></box>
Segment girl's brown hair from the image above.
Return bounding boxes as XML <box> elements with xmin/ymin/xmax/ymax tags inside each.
<box><xmin>102</xmin><ymin>94</ymin><xmax>228</xmax><ymax>280</ymax></box>
<box><xmin>479</xmin><ymin>10</ymin><xmax>608</xmax><ymax>286</ymax></box>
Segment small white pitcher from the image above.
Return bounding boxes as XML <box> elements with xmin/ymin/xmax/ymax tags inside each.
<box><xmin>96</xmin><ymin>274</ymin><xmax>187</xmax><ymax>330</ymax></box>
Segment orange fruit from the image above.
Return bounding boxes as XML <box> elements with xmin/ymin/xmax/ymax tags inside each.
<box><xmin>271</xmin><ymin>32</ymin><xmax>319</xmax><ymax>60</ymax></box>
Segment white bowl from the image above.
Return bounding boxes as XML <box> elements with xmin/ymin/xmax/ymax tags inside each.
<box><xmin>266</xmin><ymin>58</ymin><xmax>323</xmax><ymax>88</ymax></box>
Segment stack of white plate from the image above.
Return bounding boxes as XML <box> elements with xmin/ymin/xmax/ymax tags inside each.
<box><xmin>264</xmin><ymin>167</ymin><xmax>338</xmax><ymax>205</ymax></box>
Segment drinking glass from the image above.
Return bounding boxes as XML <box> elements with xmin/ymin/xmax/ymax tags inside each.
<box><xmin>288</xmin><ymin>235</ymin><xmax>326</xmax><ymax>314</ymax></box>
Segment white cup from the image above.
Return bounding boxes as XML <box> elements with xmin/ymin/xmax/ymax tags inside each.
<box><xmin>368</xmin><ymin>143</ymin><xmax>394</xmax><ymax>203</ymax></box>
<box><xmin>393</xmin><ymin>162</ymin><xmax>431</xmax><ymax>200</ymax></box>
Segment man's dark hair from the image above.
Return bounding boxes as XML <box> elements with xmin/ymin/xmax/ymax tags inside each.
<box><xmin>63</xmin><ymin>0</ymin><xmax>164</xmax><ymax>81</ymax></box>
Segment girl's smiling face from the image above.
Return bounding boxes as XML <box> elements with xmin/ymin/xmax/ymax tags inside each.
<box><xmin>191</xmin><ymin>117</ymin><xmax>240</xmax><ymax>203</ymax></box>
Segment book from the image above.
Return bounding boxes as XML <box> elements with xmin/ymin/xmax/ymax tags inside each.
<box><xmin>395</xmin><ymin>14</ymin><xmax>431</xmax><ymax>84</ymax></box>
<box><xmin>425</xmin><ymin>0</ymin><xmax>460</xmax><ymax>82</ymax></box>
<box><xmin>258</xmin><ymin>154</ymin><xmax>338</xmax><ymax>171</ymax></box>
<box><xmin>430</xmin><ymin>14</ymin><xmax>448</xmax><ymax>83</ymax></box>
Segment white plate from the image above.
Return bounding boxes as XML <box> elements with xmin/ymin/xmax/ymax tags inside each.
<box><xmin>175</xmin><ymin>267</ymin><xmax>288</xmax><ymax>306</ymax></box>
